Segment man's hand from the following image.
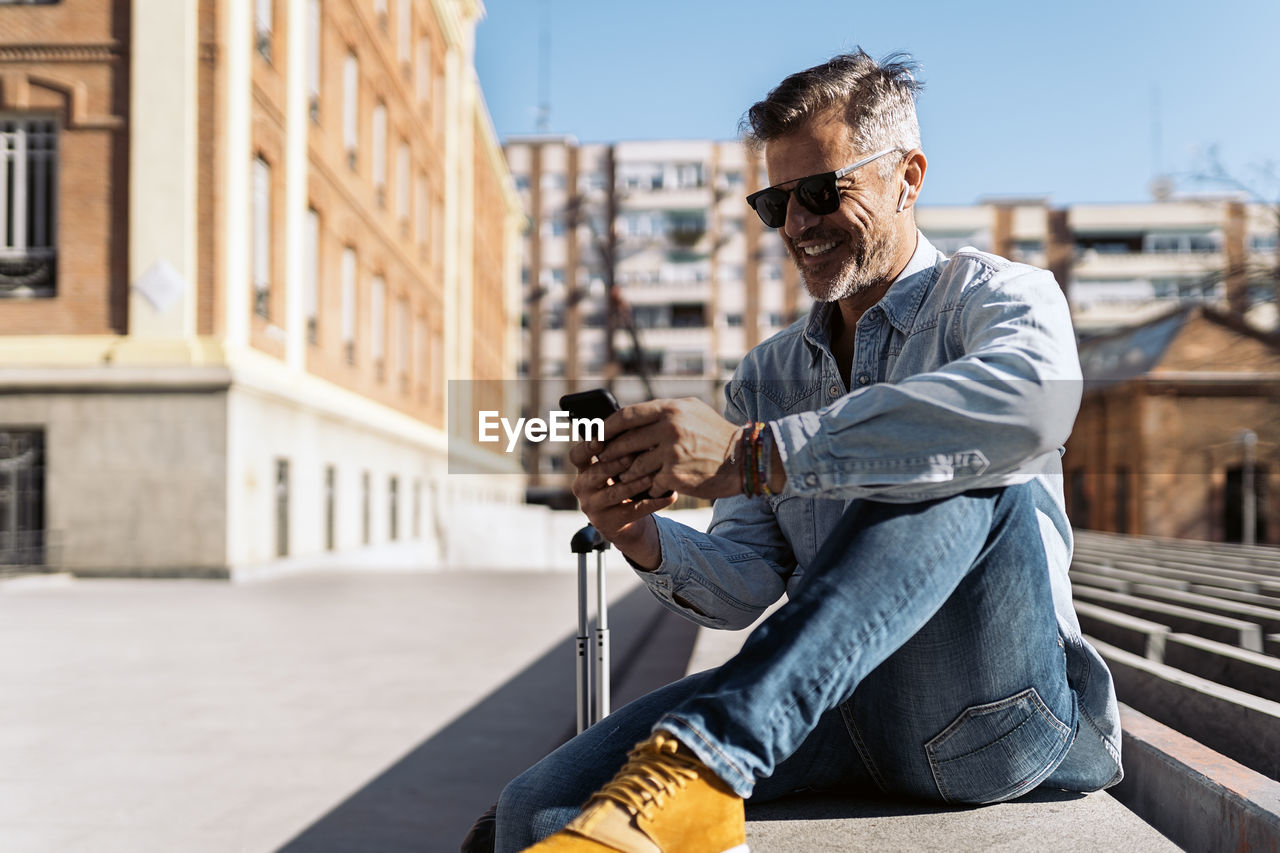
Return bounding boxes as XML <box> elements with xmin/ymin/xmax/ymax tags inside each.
<box><xmin>596</xmin><ymin>398</ymin><xmax>744</xmax><ymax>501</ymax></box>
<box><xmin>568</xmin><ymin>441</ymin><xmax>676</xmax><ymax>571</ymax></box>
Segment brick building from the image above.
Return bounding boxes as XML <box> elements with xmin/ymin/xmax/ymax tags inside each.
<box><xmin>0</xmin><ymin>0</ymin><xmax>522</xmax><ymax>576</ymax></box>
<box><xmin>1068</xmin><ymin>306</ymin><xmax>1280</xmax><ymax>544</ymax></box>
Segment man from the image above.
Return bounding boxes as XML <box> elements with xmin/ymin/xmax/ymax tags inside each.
<box><xmin>495</xmin><ymin>49</ymin><xmax>1122</xmax><ymax>853</ymax></box>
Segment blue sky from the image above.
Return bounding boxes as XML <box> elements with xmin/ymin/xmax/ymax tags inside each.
<box><xmin>475</xmin><ymin>0</ymin><xmax>1280</xmax><ymax>205</ymax></box>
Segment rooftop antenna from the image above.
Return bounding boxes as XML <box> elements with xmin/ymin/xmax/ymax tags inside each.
<box><xmin>536</xmin><ymin>0</ymin><xmax>551</xmax><ymax>132</ymax></box>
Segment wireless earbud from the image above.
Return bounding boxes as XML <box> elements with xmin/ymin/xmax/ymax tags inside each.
<box><xmin>897</xmin><ymin>181</ymin><xmax>911</xmax><ymax>213</ymax></box>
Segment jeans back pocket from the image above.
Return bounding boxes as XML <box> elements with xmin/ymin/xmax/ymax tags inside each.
<box><xmin>925</xmin><ymin>687</ymin><xmax>1074</xmax><ymax>804</ymax></box>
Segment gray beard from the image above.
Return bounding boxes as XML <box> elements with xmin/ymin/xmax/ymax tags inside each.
<box><xmin>797</xmin><ymin>225</ymin><xmax>901</xmax><ymax>302</ymax></box>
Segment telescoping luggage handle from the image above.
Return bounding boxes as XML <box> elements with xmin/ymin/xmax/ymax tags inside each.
<box><xmin>571</xmin><ymin>525</ymin><xmax>611</xmax><ymax>734</ymax></box>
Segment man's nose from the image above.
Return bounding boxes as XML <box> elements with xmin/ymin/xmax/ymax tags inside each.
<box><xmin>783</xmin><ymin>197</ymin><xmax>820</xmax><ymax>239</ymax></box>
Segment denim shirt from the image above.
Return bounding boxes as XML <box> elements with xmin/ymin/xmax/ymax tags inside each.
<box><xmin>640</xmin><ymin>232</ymin><xmax>1123</xmax><ymax>778</ymax></box>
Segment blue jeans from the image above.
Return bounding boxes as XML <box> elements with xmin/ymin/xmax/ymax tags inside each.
<box><xmin>496</xmin><ymin>486</ymin><xmax>1116</xmax><ymax>851</ymax></box>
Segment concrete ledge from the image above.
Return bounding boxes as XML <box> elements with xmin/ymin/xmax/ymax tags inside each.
<box><xmin>1110</xmin><ymin>704</ymin><xmax>1280</xmax><ymax>853</ymax></box>
<box><xmin>746</xmin><ymin>788</ymin><xmax>1176</xmax><ymax>852</ymax></box>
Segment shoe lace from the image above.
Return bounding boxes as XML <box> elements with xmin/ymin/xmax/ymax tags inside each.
<box><xmin>591</xmin><ymin>737</ymin><xmax>702</xmax><ymax>817</ymax></box>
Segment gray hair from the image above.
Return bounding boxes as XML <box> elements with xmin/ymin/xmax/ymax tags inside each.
<box><xmin>741</xmin><ymin>50</ymin><xmax>924</xmax><ymax>178</ymax></box>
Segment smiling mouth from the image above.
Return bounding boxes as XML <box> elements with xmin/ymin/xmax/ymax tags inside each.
<box><xmin>801</xmin><ymin>240</ymin><xmax>839</xmax><ymax>258</ymax></box>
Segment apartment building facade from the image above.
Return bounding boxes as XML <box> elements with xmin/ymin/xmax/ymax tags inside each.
<box><xmin>0</xmin><ymin>0</ymin><xmax>522</xmax><ymax>576</ymax></box>
<box><xmin>506</xmin><ymin>136</ymin><xmax>1279</xmax><ymax>505</ymax></box>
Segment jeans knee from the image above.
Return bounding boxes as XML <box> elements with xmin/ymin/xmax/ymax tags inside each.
<box><xmin>494</xmin><ymin>768</ymin><xmax>579</xmax><ymax>852</ymax></box>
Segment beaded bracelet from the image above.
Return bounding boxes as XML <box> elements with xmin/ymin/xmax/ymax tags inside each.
<box><xmin>741</xmin><ymin>422</ymin><xmax>775</xmax><ymax>498</ymax></box>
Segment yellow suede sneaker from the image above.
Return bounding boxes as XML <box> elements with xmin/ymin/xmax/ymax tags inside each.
<box><xmin>522</xmin><ymin>732</ymin><xmax>747</xmax><ymax>853</ymax></box>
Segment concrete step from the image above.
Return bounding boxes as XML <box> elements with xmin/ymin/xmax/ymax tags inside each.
<box><xmin>1087</xmin><ymin>637</ymin><xmax>1280</xmax><ymax>780</ymax></box>
<box><xmin>1161</xmin><ymin>632</ymin><xmax>1280</xmax><ymax>703</ymax></box>
<box><xmin>1073</xmin><ymin>586</ymin><xmax>1265</xmax><ymax>652</ymax></box>
<box><xmin>1128</xmin><ymin>583</ymin><xmax>1280</xmax><ymax>636</ymax></box>
<box><xmin>1109</xmin><ymin>704</ymin><xmax>1280</xmax><ymax>852</ymax></box>
<box><xmin>1071</xmin><ymin>560</ymin><xmax>1191</xmax><ymax>591</ymax></box>
<box><xmin>1073</xmin><ymin>599</ymin><xmax>1169</xmax><ymax>660</ymax></box>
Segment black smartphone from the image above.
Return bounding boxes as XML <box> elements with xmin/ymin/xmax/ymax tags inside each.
<box><xmin>558</xmin><ymin>388</ymin><xmax>672</xmax><ymax>501</ymax></box>
<box><xmin>559</xmin><ymin>388</ymin><xmax>622</xmax><ymax>423</ymax></box>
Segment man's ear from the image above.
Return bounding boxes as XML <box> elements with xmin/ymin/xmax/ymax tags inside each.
<box><xmin>900</xmin><ymin>149</ymin><xmax>927</xmax><ymax>211</ymax></box>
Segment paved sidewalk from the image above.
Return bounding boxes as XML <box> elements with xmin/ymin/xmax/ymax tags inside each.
<box><xmin>0</xmin><ymin>567</ymin><xmax>679</xmax><ymax>853</ymax></box>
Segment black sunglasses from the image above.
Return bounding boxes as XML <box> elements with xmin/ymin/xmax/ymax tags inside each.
<box><xmin>745</xmin><ymin>149</ymin><xmax>897</xmax><ymax>228</ymax></box>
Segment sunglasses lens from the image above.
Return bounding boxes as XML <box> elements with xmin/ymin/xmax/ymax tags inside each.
<box><xmin>752</xmin><ymin>190</ymin><xmax>789</xmax><ymax>228</ymax></box>
<box><xmin>794</xmin><ymin>175</ymin><xmax>839</xmax><ymax>216</ymax></box>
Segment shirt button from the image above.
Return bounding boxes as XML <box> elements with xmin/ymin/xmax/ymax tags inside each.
<box><xmin>804</xmin><ymin>473</ymin><xmax>819</xmax><ymax>487</ymax></box>
<box><xmin>828</xmin><ymin>384</ymin><xmax>840</xmax><ymax>397</ymax></box>
<box><xmin>857</xmin><ymin>374</ymin><xmax>870</xmax><ymax>386</ymax></box>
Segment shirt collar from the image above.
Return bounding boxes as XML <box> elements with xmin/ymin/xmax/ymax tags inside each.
<box><xmin>802</xmin><ymin>230</ymin><xmax>942</xmax><ymax>357</ymax></box>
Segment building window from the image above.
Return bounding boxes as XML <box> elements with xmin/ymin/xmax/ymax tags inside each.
<box><xmin>274</xmin><ymin>458</ymin><xmax>290</xmax><ymax>557</ymax></box>
<box><xmin>414</xmin><ymin>316</ymin><xmax>427</xmax><ymax>401</ymax></box>
<box><xmin>1250</xmin><ymin>233</ymin><xmax>1278</xmax><ymax>254</ymax></box>
<box><xmin>0</xmin><ymin>430</ymin><xmax>46</xmax><ymax>568</ymax></box>
<box><xmin>341</xmin><ymin>247</ymin><xmax>357</xmax><ymax>363</ymax></box>
<box><xmin>324</xmin><ymin>465</ymin><xmax>336</xmax><ymax>552</ymax></box>
<box><xmin>372</xmin><ymin>101</ymin><xmax>387</xmax><ymax>206</ymax></box>
<box><xmin>361</xmin><ymin>471</ymin><xmax>371</xmax><ymax>545</ymax></box>
<box><xmin>371</xmin><ymin>274</ymin><xmax>386</xmax><ymax>378</ymax></box>
<box><xmin>343</xmin><ymin>52</ymin><xmax>359</xmax><ymax>168</ymax></box>
<box><xmin>396</xmin><ymin>296</ymin><xmax>409</xmax><ymax>391</ymax></box>
<box><xmin>397</xmin><ymin>141</ymin><xmax>411</xmax><ymax>225</ymax></box>
<box><xmin>389</xmin><ymin>476</ymin><xmax>399</xmax><ymax>541</ymax></box>
<box><xmin>304</xmin><ymin>207</ymin><xmax>320</xmax><ymax>343</ymax></box>
<box><xmin>306</xmin><ymin>0</ymin><xmax>321</xmax><ymax>120</ymax></box>
<box><xmin>0</xmin><ymin>116</ymin><xmax>57</xmax><ymax>298</ymax></box>
<box><xmin>255</xmin><ymin>0</ymin><xmax>273</xmax><ymax>60</ymax></box>
<box><xmin>397</xmin><ymin>0</ymin><xmax>411</xmax><ymax>68</ymax></box>
<box><xmin>417</xmin><ymin>37</ymin><xmax>431</xmax><ymax>105</ymax></box>
<box><xmin>416</xmin><ymin>172</ymin><xmax>430</xmax><ymax>247</ymax></box>
<box><xmin>252</xmin><ymin>155</ymin><xmax>272</xmax><ymax>318</ymax></box>
<box><xmin>412</xmin><ymin>479</ymin><xmax>421</xmax><ymax>539</ymax></box>
<box><xmin>1144</xmin><ymin>231</ymin><xmax>1221</xmax><ymax>254</ymax></box>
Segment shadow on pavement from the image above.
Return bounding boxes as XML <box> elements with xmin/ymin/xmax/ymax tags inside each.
<box><xmin>277</xmin><ymin>583</ymin><xmax>699</xmax><ymax>853</ymax></box>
